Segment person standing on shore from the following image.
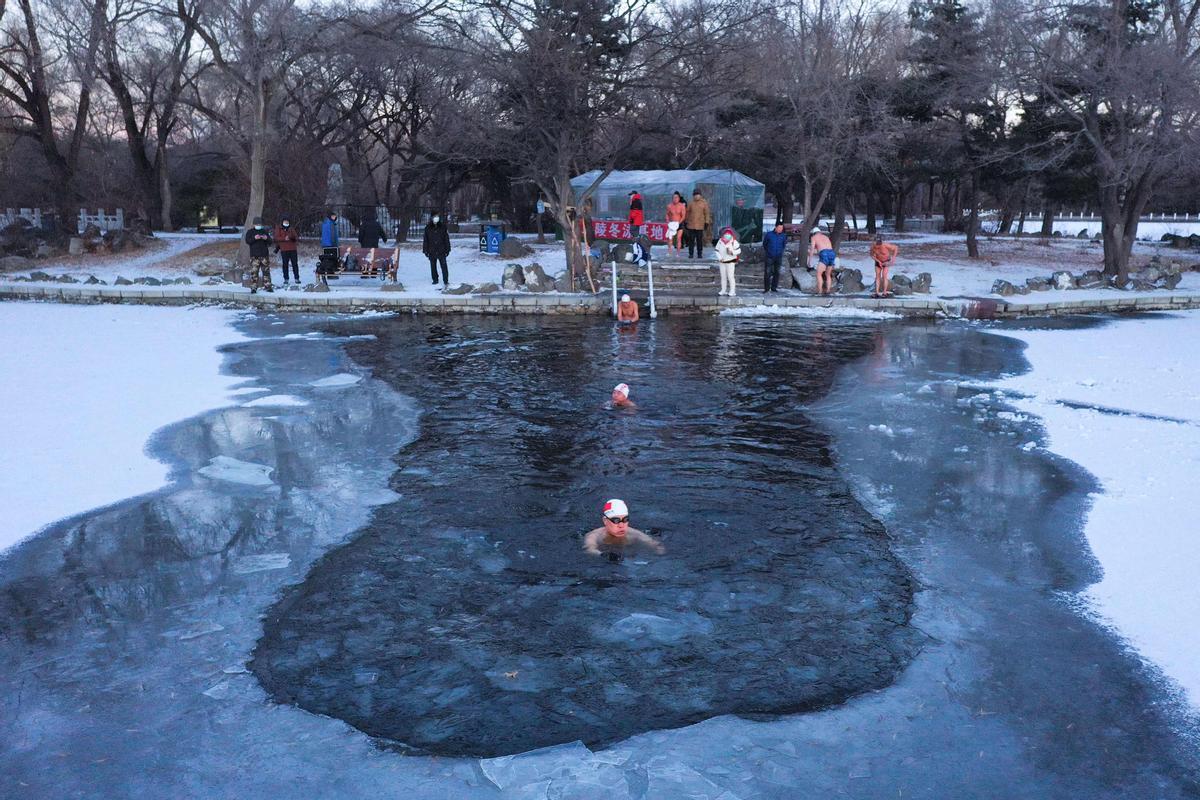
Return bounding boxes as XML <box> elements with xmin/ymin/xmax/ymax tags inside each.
<box><xmin>715</xmin><ymin>227</ymin><xmax>741</xmax><ymax>297</ymax></box>
<box><xmin>244</xmin><ymin>217</ymin><xmax>274</xmax><ymax>294</ymax></box>
<box><xmin>809</xmin><ymin>227</ymin><xmax>836</xmax><ymax>295</ymax></box>
<box><xmin>665</xmin><ymin>191</ymin><xmax>687</xmax><ymax>256</ymax></box>
<box><xmin>423</xmin><ymin>213</ymin><xmax>452</xmax><ymax>286</ymax></box>
<box><xmin>869</xmin><ymin>234</ymin><xmax>899</xmax><ymax>297</ymax></box>
<box><xmin>273</xmin><ymin>216</ymin><xmax>300</xmax><ymax>288</ymax></box>
<box><xmin>684</xmin><ymin>189</ymin><xmax>712</xmax><ymax>259</ymax></box>
<box><xmin>762</xmin><ymin>222</ymin><xmax>788</xmax><ymax>293</ymax></box>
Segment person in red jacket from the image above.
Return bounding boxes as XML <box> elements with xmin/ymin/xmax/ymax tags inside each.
<box><xmin>627</xmin><ymin>191</ymin><xmax>644</xmax><ymax>239</ymax></box>
<box><xmin>273</xmin><ymin>216</ymin><xmax>300</xmax><ymax>288</ymax></box>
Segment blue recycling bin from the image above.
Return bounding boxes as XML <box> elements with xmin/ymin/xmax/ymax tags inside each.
<box><xmin>479</xmin><ymin>224</ymin><xmax>506</xmax><ymax>254</ymax></box>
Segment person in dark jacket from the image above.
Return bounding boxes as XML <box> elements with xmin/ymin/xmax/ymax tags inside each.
<box><xmin>244</xmin><ymin>217</ymin><xmax>274</xmax><ymax>293</ymax></box>
<box><xmin>422</xmin><ymin>213</ymin><xmax>452</xmax><ymax>286</ymax></box>
<box><xmin>627</xmin><ymin>191</ymin><xmax>644</xmax><ymax>239</ymax></box>
<box><xmin>357</xmin><ymin>216</ymin><xmax>387</xmax><ymax>249</ymax></box>
<box><xmin>762</xmin><ymin>223</ymin><xmax>789</xmax><ymax>293</ymax></box>
<box><xmin>273</xmin><ymin>216</ymin><xmax>299</xmax><ymax>288</ymax></box>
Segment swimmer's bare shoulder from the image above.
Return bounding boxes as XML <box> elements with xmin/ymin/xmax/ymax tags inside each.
<box><xmin>582</xmin><ymin>528</ymin><xmax>605</xmax><ymax>554</ymax></box>
<box><xmin>628</xmin><ymin>527</ymin><xmax>666</xmax><ymax>554</ymax></box>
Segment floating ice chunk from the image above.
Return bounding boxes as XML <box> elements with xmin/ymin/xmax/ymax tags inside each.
<box><xmin>1020</xmin><ymin>441</ymin><xmax>1038</xmax><ymax>451</ymax></box>
<box><xmin>600</xmin><ymin>611</ymin><xmax>713</xmax><ymax>646</ymax></box>
<box><xmin>1079</xmin><ymin>378</ymin><xmax>1097</xmax><ymax>387</ymax></box>
<box><xmin>997</xmin><ymin>411</ymin><xmax>1028</xmax><ymax>422</ymax></box>
<box><xmin>309</xmin><ymin>373</ymin><xmax>362</xmax><ymax>388</ymax></box>
<box><xmin>198</xmin><ymin>455</ymin><xmax>274</xmax><ymax>486</ymax></box>
<box><xmin>232</xmin><ymin>552</ymin><xmax>291</xmax><ymax>573</ymax></box>
<box><xmin>243</xmin><ymin>394</ymin><xmax>309</xmax><ymax>408</ymax></box>
<box><xmin>227</xmin><ymin>386</ymin><xmax>269</xmax><ymax>396</ymax></box>
<box><xmin>868</xmin><ymin>424</ymin><xmax>895</xmax><ymax>437</ymax></box>
<box><xmin>954</xmin><ymin>445</ymin><xmax>970</xmax><ymax>453</ymax></box>
<box><xmin>916</xmin><ymin>384</ymin><xmax>934</xmax><ymax>395</ymax></box>
<box><xmin>202</xmin><ymin>681</ymin><xmax>234</xmax><ymax>700</ymax></box>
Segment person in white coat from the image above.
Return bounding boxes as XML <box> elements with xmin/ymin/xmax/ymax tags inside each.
<box><xmin>714</xmin><ymin>228</ymin><xmax>741</xmax><ymax>297</ymax></box>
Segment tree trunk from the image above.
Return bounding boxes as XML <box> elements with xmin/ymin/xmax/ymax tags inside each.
<box><xmin>925</xmin><ymin>179</ymin><xmax>935</xmax><ymax>217</ymax></box>
<box><xmin>866</xmin><ymin>191</ymin><xmax>877</xmax><ymax>234</ymax></box>
<box><xmin>940</xmin><ymin>181</ymin><xmax>954</xmax><ymax>232</ymax></box>
<box><xmin>894</xmin><ymin>184</ymin><xmax>907</xmax><ymax>233</ymax></box>
<box><xmin>238</xmin><ymin>86</ymin><xmax>268</xmax><ymax>262</ymax></box>
<box><xmin>157</xmin><ymin>143</ymin><xmax>174</xmax><ymax>231</ymax></box>
<box><xmin>965</xmin><ymin>170</ymin><xmax>980</xmax><ymax>259</ymax></box>
<box><xmin>1040</xmin><ymin>204</ymin><xmax>1055</xmax><ymax>237</ymax></box>
<box><xmin>830</xmin><ymin>188</ymin><xmax>847</xmax><ymax>249</ymax></box>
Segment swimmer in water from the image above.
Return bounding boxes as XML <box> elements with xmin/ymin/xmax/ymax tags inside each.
<box><xmin>583</xmin><ymin>499</ymin><xmax>665</xmax><ymax>556</ymax></box>
<box><xmin>611</xmin><ymin>382</ymin><xmax>636</xmax><ymax>409</ymax></box>
<box><xmin>616</xmin><ymin>293</ymin><xmax>639</xmax><ymax>323</ymax></box>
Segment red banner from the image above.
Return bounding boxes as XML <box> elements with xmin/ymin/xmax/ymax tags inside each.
<box><xmin>589</xmin><ymin>219</ymin><xmax>673</xmax><ymax>242</ymax></box>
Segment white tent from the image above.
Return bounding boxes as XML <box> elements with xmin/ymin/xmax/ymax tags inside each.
<box><xmin>570</xmin><ymin>169</ymin><xmax>766</xmax><ymax>242</ymax></box>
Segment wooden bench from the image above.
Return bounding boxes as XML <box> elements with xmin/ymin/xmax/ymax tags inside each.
<box><xmin>322</xmin><ymin>245</ymin><xmax>398</xmax><ymax>282</ymax></box>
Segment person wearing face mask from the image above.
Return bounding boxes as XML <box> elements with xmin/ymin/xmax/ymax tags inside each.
<box><xmin>422</xmin><ymin>212</ymin><xmax>452</xmax><ymax>286</ymax></box>
<box><xmin>273</xmin><ymin>216</ymin><xmax>300</xmax><ymax>288</ymax></box>
<box><xmin>714</xmin><ymin>227</ymin><xmax>741</xmax><ymax>297</ymax></box>
<box><xmin>243</xmin><ymin>216</ymin><xmax>274</xmax><ymax>294</ymax></box>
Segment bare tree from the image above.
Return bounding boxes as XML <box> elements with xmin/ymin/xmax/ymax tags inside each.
<box><xmin>0</xmin><ymin>0</ymin><xmax>109</xmax><ymax>228</ymax></box>
<box><xmin>1017</xmin><ymin>0</ymin><xmax>1200</xmax><ymax>281</ymax></box>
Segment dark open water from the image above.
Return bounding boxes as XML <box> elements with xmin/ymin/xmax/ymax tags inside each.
<box><xmin>252</xmin><ymin>316</ymin><xmax>918</xmax><ymax>756</ymax></box>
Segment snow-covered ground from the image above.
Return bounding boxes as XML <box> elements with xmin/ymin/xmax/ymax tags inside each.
<box><xmin>0</xmin><ymin>303</ymin><xmax>248</xmax><ymax>553</ymax></box>
<box><xmin>993</xmin><ymin>312</ymin><xmax>1200</xmax><ymax>709</ymax></box>
<box><xmin>4</xmin><ymin>230</ymin><xmax>1200</xmax><ymax>303</ymax></box>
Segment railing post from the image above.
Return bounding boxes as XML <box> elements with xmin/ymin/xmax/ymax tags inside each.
<box><xmin>611</xmin><ymin>256</ymin><xmax>618</xmax><ymax>317</ymax></box>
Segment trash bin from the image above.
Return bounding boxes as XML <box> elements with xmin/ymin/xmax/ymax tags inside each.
<box><xmin>480</xmin><ymin>224</ymin><xmax>506</xmax><ymax>254</ymax></box>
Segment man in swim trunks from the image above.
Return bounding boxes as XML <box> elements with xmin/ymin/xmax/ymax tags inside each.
<box><xmin>611</xmin><ymin>382</ymin><xmax>636</xmax><ymax>408</ymax></box>
<box><xmin>583</xmin><ymin>499</ymin><xmax>664</xmax><ymax>556</ymax></box>
<box><xmin>808</xmin><ymin>227</ymin><xmax>837</xmax><ymax>295</ymax></box>
<box><xmin>616</xmin><ymin>293</ymin><xmax>640</xmax><ymax>323</ymax></box>
<box><xmin>869</xmin><ymin>234</ymin><xmax>899</xmax><ymax>297</ymax></box>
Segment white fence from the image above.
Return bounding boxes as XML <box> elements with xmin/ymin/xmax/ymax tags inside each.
<box><xmin>78</xmin><ymin>208</ymin><xmax>124</xmax><ymax>232</ymax></box>
<box><xmin>1</xmin><ymin>207</ymin><xmax>126</xmax><ymax>233</ymax></box>
<box><xmin>0</xmin><ymin>208</ymin><xmax>45</xmax><ymax>229</ymax></box>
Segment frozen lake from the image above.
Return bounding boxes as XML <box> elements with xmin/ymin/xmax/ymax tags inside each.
<box><xmin>0</xmin><ymin>312</ymin><xmax>1197</xmax><ymax>798</ymax></box>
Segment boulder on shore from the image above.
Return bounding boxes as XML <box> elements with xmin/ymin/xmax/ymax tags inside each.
<box><xmin>501</xmin><ymin>263</ymin><xmax>525</xmax><ymax>290</ymax></box>
<box><xmin>522</xmin><ymin>262</ymin><xmax>554</xmax><ymax>292</ymax></box>
<box><xmin>1051</xmin><ymin>270</ymin><xmax>1075</xmax><ymax>290</ymax></box>
<box><xmin>1076</xmin><ymin>270</ymin><xmax>1107</xmax><ymax>289</ymax></box>
<box><xmin>837</xmin><ymin>268</ymin><xmax>865</xmax><ymax>294</ymax></box>
<box><xmin>499</xmin><ymin>237</ymin><xmax>533</xmax><ymax>258</ymax></box>
<box><xmin>912</xmin><ymin>272</ymin><xmax>932</xmax><ymax>293</ymax></box>
<box><xmin>991</xmin><ymin>279</ymin><xmax>1017</xmax><ymax>297</ymax></box>
<box><xmin>443</xmin><ymin>283</ymin><xmax>474</xmax><ymax>295</ymax></box>
<box><xmin>889</xmin><ymin>274</ymin><xmax>913</xmax><ymax>296</ymax></box>
<box><xmin>791</xmin><ymin>267</ymin><xmax>817</xmax><ymax>293</ymax></box>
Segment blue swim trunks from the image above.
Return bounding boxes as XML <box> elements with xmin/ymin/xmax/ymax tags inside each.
<box><xmin>818</xmin><ymin>249</ymin><xmax>837</xmax><ymax>267</ymax></box>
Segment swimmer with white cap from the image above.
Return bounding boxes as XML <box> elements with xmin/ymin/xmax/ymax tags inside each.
<box><xmin>583</xmin><ymin>498</ymin><xmax>665</xmax><ymax>556</ymax></box>
<box><xmin>611</xmin><ymin>382</ymin><xmax>635</xmax><ymax>409</ymax></box>
<box><xmin>616</xmin><ymin>292</ymin><xmax>639</xmax><ymax>323</ymax></box>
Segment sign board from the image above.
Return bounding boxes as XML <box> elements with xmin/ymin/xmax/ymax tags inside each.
<box><xmin>590</xmin><ymin>219</ymin><xmax>671</xmax><ymax>242</ymax></box>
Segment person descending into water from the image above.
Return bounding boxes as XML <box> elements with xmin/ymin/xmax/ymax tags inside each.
<box><xmin>616</xmin><ymin>293</ymin><xmax>640</xmax><ymax>323</ymax></box>
<box><xmin>583</xmin><ymin>499</ymin><xmax>664</xmax><ymax>557</ymax></box>
<box><xmin>611</xmin><ymin>382</ymin><xmax>636</xmax><ymax>409</ymax></box>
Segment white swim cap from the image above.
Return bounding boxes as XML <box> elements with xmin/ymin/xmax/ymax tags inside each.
<box><xmin>811</xmin><ymin>227</ymin><xmax>821</xmax><ymax>234</ymax></box>
<box><xmin>603</xmin><ymin>498</ymin><xmax>629</xmax><ymax>519</ymax></box>
<box><xmin>613</xmin><ymin>383</ymin><xmax>630</xmax><ymax>398</ymax></box>
<box><xmin>624</xmin><ymin>251</ymin><xmax>635</xmax><ymax>262</ymax></box>
<box><xmin>621</xmin><ymin>294</ymin><xmax>631</xmax><ymax>302</ymax></box>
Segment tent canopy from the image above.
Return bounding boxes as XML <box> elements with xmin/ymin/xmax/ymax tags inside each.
<box><xmin>571</xmin><ymin>169</ymin><xmax>766</xmax><ymax>242</ymax></box>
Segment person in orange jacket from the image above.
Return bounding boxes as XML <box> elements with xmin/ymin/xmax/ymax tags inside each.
<box><xmin>869</xmin><ymin>234</ymin><xmax>899</xmax><ymax>297</ymax></box>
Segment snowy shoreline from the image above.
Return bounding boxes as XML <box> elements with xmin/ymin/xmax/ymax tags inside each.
<box><xmin>993</xmin><ymin>312</ymin><xmax>1200</xmax><ymax>711</ymax></box>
